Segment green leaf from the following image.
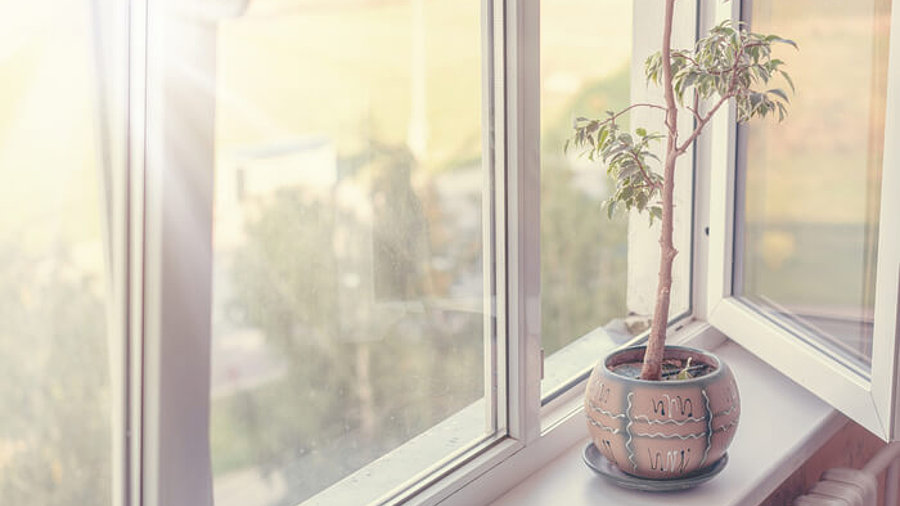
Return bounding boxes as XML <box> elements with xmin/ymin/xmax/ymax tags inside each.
<box><xmin>598</xmin><ymin>128</ymin><xmax>609</xmax><ymax>148</ymax></box>
<box><xmin>636</xmin><ymin>192</ymin><xmax>647</xmax><ymax>211</ymax></box>
<box><xmin>767</xmin><ymin>88</ymin><xmax>789</xmax><ymax>103</ymax></box>
<box><xmin>775</xmin><ymin>37</ymin><xmax>798</xmax><ymax>50</ymax></box>
<box><xmin>779</xmin><ymin>70</ymin><xmax>795</xmax><ymax>93</ymax></box>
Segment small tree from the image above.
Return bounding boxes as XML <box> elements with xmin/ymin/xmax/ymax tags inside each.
<box><xmin>569</xmin><ymin>1</ymin><xmax>796</xmax><ymax>380</ymax></box>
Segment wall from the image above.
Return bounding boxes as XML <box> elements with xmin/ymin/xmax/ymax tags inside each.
<box><xmin>762</xmin><ymin>420</ymin><xmax>889</xmax><ymax>506</ymax></box>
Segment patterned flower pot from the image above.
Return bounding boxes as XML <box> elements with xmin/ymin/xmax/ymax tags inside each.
<box><xmin>584</xmin><ymin>345</ymin><xmax>740</xmax><ymax>479</ymax></box>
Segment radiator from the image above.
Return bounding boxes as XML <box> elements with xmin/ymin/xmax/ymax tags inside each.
<box><xmin>793</xmin><ymin>442</ymin><xmax>900</xmax><ymax>506</ymax></box>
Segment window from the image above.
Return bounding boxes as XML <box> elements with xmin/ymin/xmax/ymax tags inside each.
<box><xmin>708</xmin><ymin>0</ymin><xmax>900</xmax><ymax>440</ymax></box>
<box><xmin>736</xmin><ymin>0</ymin><xmax>890</xmax><ymax>373</ymax></box>
<box><xmin>140</xmin><ymin>0</ymin><xmax>506</xmax><ymax>504</ymax></box>
<box><xmin>539</xmin><ymin>0</ymin><xmax>696</xmax><ymax>400</ymax></box>
<box><xmin>7</xmin><ymin>1</ymin><xmax>900</xmax><ymax>505</ymax></box>
<box><xmin>539</xmin><ymin>0</ymin><xmax>634</xmax><ymax>396</ymax></box>
<box><xmin>0</xmin><ymin>1</ymin><xmax>128</xmax><ymax>504</ymax></box>
<box><xmin>207</xmin><ymin>1</ymin><xmax>494</xmax><ymax>504</ymax></box>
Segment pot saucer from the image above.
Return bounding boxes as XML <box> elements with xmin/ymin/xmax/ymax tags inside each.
<box><xmin>582</xmin><ymin>443</ymin><xmax>727</xmax><ymax>492</ymax></box>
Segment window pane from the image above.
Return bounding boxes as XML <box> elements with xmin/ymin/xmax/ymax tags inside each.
<box><xmin>0</xmin><ymin>2</ymin><xmax>118</xmax><ymax>504</ymax></box>
<box><xmin>540</xmin><ymin>1</ymin><xmax>691</xmax><ymax>395</ymax></box>
<box><xmin>736</xmin><ymin>0</ymin><xmax>891</xmax><ymax>371</ymax></box>
<box><xmin>209</xmin><ymin>1</ymin><xmax>489</xmax><ymax>504</ymax></box>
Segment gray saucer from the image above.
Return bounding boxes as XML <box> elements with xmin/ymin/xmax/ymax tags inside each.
<box><xmin>582</xmin><ymin>443</ymin><xmax>728</xmax><ymax>492</ymax></box>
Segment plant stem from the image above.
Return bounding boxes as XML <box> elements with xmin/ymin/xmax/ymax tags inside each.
<box><xmin>640</xmin><ymin>0</ymin><xmax>679</xmax><ymax>381</ymax></box>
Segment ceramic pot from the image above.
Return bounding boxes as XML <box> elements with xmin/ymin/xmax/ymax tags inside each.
<box><xmin>584</xmin><ymin>345</ymin><xmax>740</xmax><ymax>479</ymax></box>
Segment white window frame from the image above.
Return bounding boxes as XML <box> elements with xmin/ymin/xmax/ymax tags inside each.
<box><xmin>705</xmin><ymin>0</ymin><xmax>900</xmax><ymax>441</ymax></box>
<box><xmin>137</xmin><ymin>1</ymin><xmax>523</xmax><ymax>505</ymax></box>
<box><xmin>141</xmin><ymin>2</ymin><xmax>219</xmax><ymax>504</ymax></box>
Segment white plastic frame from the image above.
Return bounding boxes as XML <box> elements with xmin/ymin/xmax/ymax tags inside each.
<box><xmin>138</xmin><ymin>0</ymin><xmax>520</xmax><ymax>505</ymax></box>
<box><xmin>706</xmin><ymin>0</ymin><xmax>900</xmax><ymax>441</ymax></box>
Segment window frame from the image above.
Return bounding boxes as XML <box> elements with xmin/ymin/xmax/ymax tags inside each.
<box><xmin>139</xmin><ymin>0</ymin><xmax>519</xmax><ymax>505</ymax></box>
<box><xmin>126</xmin><ymin>1</ymin><xmax>148</xmax><ymax>505</ymax></box>
<box><xmin>705</xmin><ymin>0</ymin><xmax>900</xmax><ymax>441</ymax></box>
<box><xmin>140</xmin><ymin>3</ymin><xmax>219</xmax><ymax>504</ymax></box>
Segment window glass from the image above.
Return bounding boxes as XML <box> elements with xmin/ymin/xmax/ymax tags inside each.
<box><xmin>540</xmin><ymin>1</ymin><xmax>691</xmax><ymax>395</ymax></box>
<box><xmin>736</xmin><ymin>0</ymin><xmax>892</xmax><ymax>371</ymax></box>
<box><xmin>0</xmin><ymin>1</ymin><xmax>117</xmax><ymax>504</ymax></box>
<box><xmin>209</xmin><ymin>1</ymin><xmax>490</xmax><ymax>504</ymax></box>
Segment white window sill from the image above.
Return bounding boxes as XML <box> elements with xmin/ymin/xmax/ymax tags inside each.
<box><xmin>486</xmin><ymin>339</ymin><xmax>846</xmax><ymax>506</ymax></box>
<box><xmin>302</xmin><ymin>328</ymin><xmax>845</xmax><ymax>506</ymax></box>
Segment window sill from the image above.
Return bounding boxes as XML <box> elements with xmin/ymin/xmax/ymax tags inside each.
<box><xmin>465</xmin><ymin>339</ymin><xmax>847</xmax><ymax>506</ymax></box>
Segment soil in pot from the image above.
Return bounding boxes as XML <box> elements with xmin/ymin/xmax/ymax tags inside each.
<box><xmin>610</xmin><ymin>356</ymin><xmax>714</xmax><ymax>381</ymax></box>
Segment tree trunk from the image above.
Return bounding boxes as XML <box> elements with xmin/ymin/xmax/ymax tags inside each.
<box><xmin>639</xmin><ymin>0</ymin><xmax>679</xmax><ymax>381</ymax></box>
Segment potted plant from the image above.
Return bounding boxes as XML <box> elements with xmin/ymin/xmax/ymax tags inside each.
<box><xmin>570</xmin><ymin>1</ymin><xmax>795</xmax><ymax>482</ymax></box>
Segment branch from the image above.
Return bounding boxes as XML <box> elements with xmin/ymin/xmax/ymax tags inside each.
<box><xmin>672</xmin><ymin>51</ymin><xmax>730</xmax><ymax>77</ymax></box>
<box><xmin>628</xmin><ymin>150</ymin><xmax>660</xmax><ymax>190</ymax></box>
<box><xmin>674</xmin><ymin>31</ymin><xmax>762</xmax><ymax>155</ymax></box>
<box><xmin>676</xmin><ymin>92</ymin><xmax>733</xmax><ymax>155</ymax></box>
<box><xmin>686</xmin><ymin>90</ymin><xmax>702</xmax><ymax>123</ymax></box>
<box><xmin>727</xmin><ymin>35</ymin><xmax>761</xmax><ymax>94</ymax></box>
<box><xmin>596</xmin><ymin>102</ymin><xmax>667</xmax><ymax>127</ymax></box>
<box><xmin>671</xmin><ymin>50</ymin><xmax>699</xmax><ymax>66</ymax></box>
<box><xmin>660</xmin><ymin>9</ymin><xmax>678</xmax><ymax>140</ymax></box>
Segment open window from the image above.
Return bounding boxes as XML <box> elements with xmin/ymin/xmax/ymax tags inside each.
<box><xmin>707</xmin><ymin>0</ymin><xmax>900</xmax><ymax>441</ymax></box>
